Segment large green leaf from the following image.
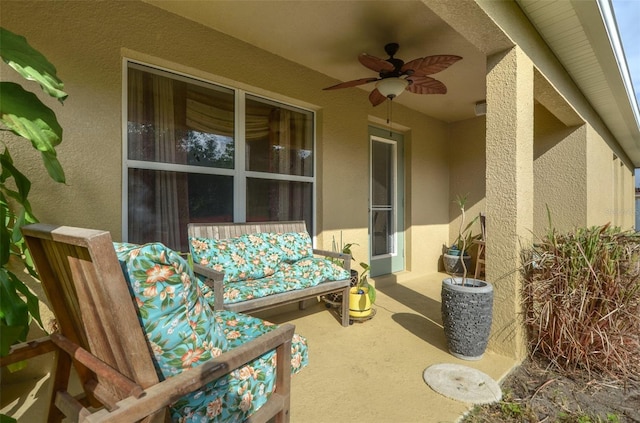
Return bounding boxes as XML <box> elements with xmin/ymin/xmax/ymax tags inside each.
<box><xmin>0</xmin><ymin>199</ymin><xmax>10</xmax><ymax>267</ymax></box>
<box><xmin>0</xmin><ymin>269</ymin><xmax>30</xmax><ymax>356</ymax></box>
<box><xmin>0</xmin><ymin>82</ymin><xmax>62</xmax><ymax>149</ymax></box>
<box><xmin>12</xmin><ymin>269</ymin><xmax>42</xmax><ymax>328</ymax></box>
<box><xmin>0</xmin><ymin>150</ymin><xmax>32</xmax><ymax>202</ymax></box>
<box><xmin>0</xmin><ymin>83</ymin><xmax>66</xmax><ymax>183</ymax></box>
<box><xmin>0</xmin><ymin>270</ymin><xmax>28</xmax><ymax>325</ymax></box>
<box><xmin>0</xmin><ymin>27</ymin><xmax>65</xmax><ymax>360</ymax></box>
<box><xmin>0</xmin><ymin>27</ymin><xmax>67</xmax><ymax>102</ymax></box>
<box><xmin>11</xmin><ymin>208</ymin><xmax>27</xmax><ymax>245</ymax></box>
<box><xmin>40</xmin><ymin>149</ymin><xmax>65</xmax><ymax>183</ymax></box>
<box><xmin>0</xmin><ymin>322</ymin><xmax>25</xmax><ymax>358</ymax></box>
<box><xmin>0</xmin><ymin>412</ymin><xmax>18</xmax><ymax>423</ymax></box>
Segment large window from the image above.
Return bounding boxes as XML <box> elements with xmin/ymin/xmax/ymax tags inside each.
<box><xmin>125</xmin><ymin>63</ymin><xmax>314</xmax><ymax>251</ymax></box>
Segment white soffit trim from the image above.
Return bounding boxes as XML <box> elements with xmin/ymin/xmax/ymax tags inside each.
<box><xmin>596</xmin><ymin>0</ymin><xmax>640</xmax><ymax>135</ymax></box>
<box><xmin>518</xmin><ymin>0</ymin><xmax>640</xmax><ymax>167</ymax></box>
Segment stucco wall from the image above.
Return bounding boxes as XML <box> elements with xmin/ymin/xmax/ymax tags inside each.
<box><xmin>448</xmin><ymin>116</ymin><xmax>486</xmax><ymax>250</ymax></box>
<box><xmin>533</xmin><ymin>104</ymin><xmax>587</xmax><ymax>234</ymax></box>
<box><xmin>404</xmin><ymin>116</ymin><xmax>451</xmax><ymax>275</ymax></box>
<box><xmin>0</xmin><ymin>1</ymin><xmax>452</xmax><ymax>276</ymax></box>
<box><xmin>585</xmin><ymin>126</ymin><xmax>617</xmax><ymax>227</ymax></box>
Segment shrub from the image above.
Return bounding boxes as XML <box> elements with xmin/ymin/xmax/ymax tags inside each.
<box><xmin>521</xmin><ymin>224</ymin><xmax>640</xmax><ymax>381</ymax></box>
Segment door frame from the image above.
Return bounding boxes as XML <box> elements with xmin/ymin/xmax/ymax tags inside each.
<box><xmin>368</xmin><ymin>126</ymin><xmax>404</xmax><ymax>277</ymax></box>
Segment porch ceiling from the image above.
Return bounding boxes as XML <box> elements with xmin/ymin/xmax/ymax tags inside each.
<box><xmin>143</xmin><ymin>0</ymin><xmax>486</xmax><ymax>123</ymax></box>
<box><xmin>145</xmin><ymin>0</ymin><xmax>640</xmax><ymax>166</ymax></box>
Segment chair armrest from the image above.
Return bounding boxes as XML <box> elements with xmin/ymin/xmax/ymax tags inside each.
<box><xmin>0</xmin><ymin>336</ymin><xmax>58</xmax><ymax>367</ymax></box>
<box><xmin>193</xmin><ymin>263</ymin><xmax>225</xmax><ymax>311</ymax></box>
<box><xmin>312</xmin><ymin>249</ymin><xmax>351</xmax><ymax>271</ymax></box>
<box><xmin>87</xmin><ymin>323</ymin><xmax>296</xmax><ymax>423</ymax></box>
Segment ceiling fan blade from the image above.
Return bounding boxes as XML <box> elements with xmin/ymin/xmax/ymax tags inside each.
<box><xmin>359</xmin><ymin>53</ymin><xmax>395</xmax><ymax>73</ymax></box>
<box><xmin>401</xmin><ymin>55</ymin><xmax>462</xmax><ymax>76</ymax></box>
<box><xmin>323</xmin><ymin>77</ymin><xmax>379</xmax><ymax>90</ymax></box>
<box><xmin>369</xmin><ymin>89</ymin><xmax>387</xmax><ymax>106</ymax></box>
<box><xmin>406</xmin><ymin>76</ymin><xmax>447</xmax><ymax>94</ymax></box>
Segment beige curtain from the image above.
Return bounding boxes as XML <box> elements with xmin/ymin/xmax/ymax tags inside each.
<box><xmin>128</xmin><ymin>69</ymin><xmax>186</xmax><ymax>250</ymax></box>
<box><xmin>185</xmin><ymin>88</ymin><xmax>235</xmax><ymax>137</ymax></box>
<box><xmin>264</xmin><ymin>109</ymin><xmax>308</xmax><ymax>220</ymax></box>
<box><xmin>127</xmin><ymin>69</ymin><xmax>147</xmax><ymax>243</ymax></box>
<box><xmin>152</xmin><ymin>76</ymin><xmax>181</xmax><ymax>246</ymax></box>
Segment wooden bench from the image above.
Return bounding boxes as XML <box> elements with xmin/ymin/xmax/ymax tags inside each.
<box><xmin>188</xmin><ymin>221</ymin><xmax>352</xmax><ymax>326</ymax></box>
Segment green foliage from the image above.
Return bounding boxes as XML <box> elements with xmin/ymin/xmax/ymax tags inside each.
<box><xmin>521</xmin><ymin>223</ymin><xmax>640</xmax><ymax>381</ymax></box>
<box><xmin>450</xmin><ymin>194</ymin><xmax>479</xmax><ymax>255</ymax></box>
<box><xmin>0</xmin><ymin>26</ymin><xmax>67</xmax><ymax>357</ymax></box>
<box><xmin>331</xmin><ymin>236</ymin><xmax>376</xmax><ymax>304</ymax></box>
<box><xmin>355</xmin><ymin>261</ymin><xmax>375</xmax><ymax>304</ymax></box>
<box><xmin>606</xmin><ymin>413</ymin><xmax>621</xmax><ymax>423</ymax></box>
<box><xmin>499</xmin><ymin>399</ymin><xmax>524</xmax><ymax>418</ymax></box>
<box><xmin>448</xmin><ymin>193</ymin><xmax>479</xmax><ymax>285</ymax></box>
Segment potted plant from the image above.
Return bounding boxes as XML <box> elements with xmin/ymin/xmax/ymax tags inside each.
<box><xmin>442</xmin><ymin>211</ymin><xmax>478</xmax><ymax>275</ymax></box>
<box><xmin>324</xmin><ymin>235</ymin><xmax>376</xmax><ymax>322</ymax></box>
<box><xmin>441</xmin><ymin>194</ymin><xmax>493</xmax><ymax>360</ymax></box>
<box><xmin>348</xmin><ymin>261</ymin><xmax>376</xmax><ymax>320</ymax></box>
<box><xmin>323</xmin><ymin>236</ymin><xmax>359</xmax><ymax>306</ymax></box>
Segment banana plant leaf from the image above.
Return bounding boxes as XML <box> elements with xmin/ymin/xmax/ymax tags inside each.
<box><xmin>0</xmin><ymin>27</ymin><xmax>67</xmax><ymax>102</ymax></box>
<box><xmin>0</xmin><ymin>83</ymin><xmax>65</xmax><ymax>183</ymax></box>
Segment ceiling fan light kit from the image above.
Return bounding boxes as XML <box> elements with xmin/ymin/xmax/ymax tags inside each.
<box><xmin>376</xmin><ymin>77</ymin><xmax>409</xmax><ymax>99</ymax></box>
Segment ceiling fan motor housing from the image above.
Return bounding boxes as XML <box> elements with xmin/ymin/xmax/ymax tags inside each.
<box><xmin>381</xmin><ymin>43</ymin><xmax>405</xmax><ymax>78</ymax></box>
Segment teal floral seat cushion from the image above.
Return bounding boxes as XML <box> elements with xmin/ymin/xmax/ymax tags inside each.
<box><xmin>199</xmin><ymin>257</ymin><xmax>351</xmax><ymax>304</ymax></box>
<box><xmin>114</xmin><ymin>242</ymin><xmax>308</xmax><ymax>422</ymax></box>
<box><xmin>189</xmin><ymin>231</ymin><xmax>350</xmax><ymax>306</ymax></box>
<box><xmin>189</xmin><ymin>232</ymin><xmax>314</xmax><ymax>284</ymax></box>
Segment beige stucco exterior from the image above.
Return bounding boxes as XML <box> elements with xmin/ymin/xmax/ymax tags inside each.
<box><xmin>1</xmin><ymin>0</ymin><xmax>638</xmax><ymax>367</ymax></box>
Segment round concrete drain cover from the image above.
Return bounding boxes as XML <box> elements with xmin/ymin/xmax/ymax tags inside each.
<box><xmin>423</xmin><ymin>363</ymin><xmax>502</xmax><ymax>404</ymax></box>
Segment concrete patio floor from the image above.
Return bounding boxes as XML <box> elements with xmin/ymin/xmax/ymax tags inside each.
<box><xmin>1</xmin><ymin>272</ymin><xmax>518</xmax><ymax>422</ymax></box>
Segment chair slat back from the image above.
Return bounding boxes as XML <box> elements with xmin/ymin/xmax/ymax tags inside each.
<box><xmin>188</xmin><ymin>221</ymin><xmax>308</xmax><ymax>240</ymax></box>
<box><xmin>22</xmin><ymin>224</ymin><xmax>160</xmax><ymax>397</ymax></box>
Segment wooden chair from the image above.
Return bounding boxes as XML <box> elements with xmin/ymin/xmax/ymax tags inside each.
<box><xmin>474</xmin><ymin>213</ymin><xmax>486</xmax><ymax>279</ymax></box>
<box><xmin>0</xmin><ymin>224</ymin><xmax>295</xmax><ymax>422</ymax></box>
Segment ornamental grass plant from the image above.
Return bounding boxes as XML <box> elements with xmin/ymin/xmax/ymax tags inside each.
<box><xmin>521</xmin><ymin>223</ymin><xmax>640</xmax><ymax>382</ymax></box>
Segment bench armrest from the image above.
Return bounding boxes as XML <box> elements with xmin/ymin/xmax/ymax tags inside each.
<box><xmin>193</xmin><ymin>263</ymin><xmax>225</xmax><ymax>311</ymax></box>
<box><xmin>312</xmin><ymin>249</ymin><xmax>351</xmax><ymax>271</ymax></box>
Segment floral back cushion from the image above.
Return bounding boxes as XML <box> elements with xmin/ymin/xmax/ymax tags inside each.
<box><xmin>115</xmin><ymin>242</ymin><xmax>309</xmax><ymax>422</ymax></box>
<box><xmin>114</xmin><ymin>242</ymin><xmax>229</xmax><ymax>377</ymax></box>
<box><xmin>189</xmin><ymin>231</ymin><xmax>314</xmax><ymax>283</ymax></box>
<box><xmin>275</xmin><ymin>232</ymin><xmax>314</xmax><ymax>263</ymax></box>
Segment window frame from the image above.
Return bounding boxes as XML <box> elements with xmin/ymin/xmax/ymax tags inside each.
<box><xmin>121</xmin><ymin>59</ymin><xmax>317</xmax><ymax>243</ymax></box>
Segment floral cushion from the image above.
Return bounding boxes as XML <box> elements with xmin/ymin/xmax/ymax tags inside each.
<box><xmin>199</xmin><ymin>257</ymin><xmax>351</xmax><ymax>305</ymax></box>
<box><xmin>189</xmin><ymin>232</ymin><xmax>314</xmax><ymax>284</ymax></box>
<box><xmin>114</xmin><ymin>242</ymin><xmax>308</xmax><ymax>422</ymax></box>
<box><xmin>190</xmin><ymin>230</ymin><xmax>350</xmax><ymax>308</ymax></box>
<box><xmin>274</xmin><ymin>232</ymin><xmax>314</xmax><ymax>263</ymax></box>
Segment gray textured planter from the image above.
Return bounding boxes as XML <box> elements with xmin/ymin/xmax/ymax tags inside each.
<box><xmin>442</xmin><ymin>253</ymin><xmax>472</xmax><ymax>275</ymax></box>
<box><xmin>441</xmin><ymin>277</ymin><xmax>493</xmax><ymax>360</ymax></box>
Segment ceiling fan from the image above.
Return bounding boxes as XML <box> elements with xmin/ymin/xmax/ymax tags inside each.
<box><xmin>323</xmin><ymin>43</ymin><xmax>462</xmax><ymax>106</ymax></box>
